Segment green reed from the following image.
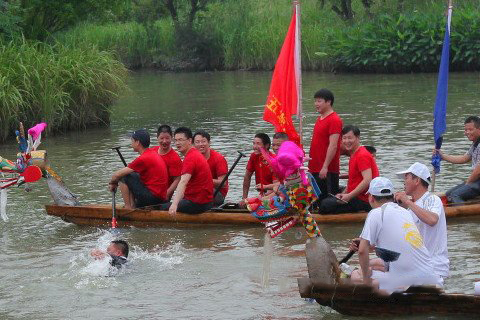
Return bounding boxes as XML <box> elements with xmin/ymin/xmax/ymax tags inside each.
<box><xmin>0</xmin><ymin>40</ymin><xmax>127</xmax><ymax>142</ymax></box>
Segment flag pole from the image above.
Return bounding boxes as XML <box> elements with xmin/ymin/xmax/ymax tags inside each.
<box><xmin>431</xmin><ymin>0</ymin><xmax>453</xmax><ymax>193</ymax></box>
<box><xmin>294</xmin><ymin>0</ymin><xmax>303</xmax><ymax>145</ymax></box>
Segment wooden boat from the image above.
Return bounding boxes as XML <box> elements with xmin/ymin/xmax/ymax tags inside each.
<box><xmin>297</xmin><ymin>277</ymin><xmax>480</xmax><ymax>316</ymax></box>
<box><xmin>44</xmin><ymin>201</ymin><xmax>480</xmax><ymax>227</ymax></box>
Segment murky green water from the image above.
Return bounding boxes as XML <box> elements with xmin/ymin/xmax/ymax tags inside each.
<box><xmin>1</xmin><ymin>71</ymin><xmax>480</xmax><ymax>319</ymax></box>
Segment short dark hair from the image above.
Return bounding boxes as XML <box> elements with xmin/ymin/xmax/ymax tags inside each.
<box><xmin>341</xmin><ymin>125</ymin><xmax>360</xmax><ymax>137</ymax></box>
<box><xmin>131</xmin><ymin>129</ymin><xmax>150</xmax><ymax>148</ymax></box>
<box><xmin>174</xmin><ymin>127</ymin><xmax>193</xmax><ymax>140</ymax></box>
<box><xmin>193</xmin><ymin>130</ymin><xmax>211</xmax><ymax>142</ymax></box>
<box><xmin>364</xmin><ymin>145</ymin><xmax>376</xmax><ymax>155</ymax></box>
<box><xmin>255</xmin><ymin>133</ymin><xmax>271</xmax><ymax>149</ymax></box>
<box><xmin>372</xmin><ymin>195</ymin><xmax>394</xmax><ymax>202</ymax></box>
<box><xmin>314</xmin><ymin>89</ymin><xmax>334</xmax><ymax>106</ymax></box>
<box><xmin>406</xmin><ymin>172</ymin><xmax>430</xmax><ymax>188</ymax></box>
<box><xmin>465</xmin><ymin>116</ymin><xmax>480</xmax><ymax>129</ymax></box>
<box><xmin>273</xmin><ymin>132</ymin><xmax>289</xmax><ymax>140</ymax></box>
<box><xmin>112</xmin><ymin>240</ymin><xmax>129</xmax><ymax>257</ymax></box>
<box><xmin>157</xmin><ymin>124</ymin><xmax>173</xmax><ymax>137</ymax></box>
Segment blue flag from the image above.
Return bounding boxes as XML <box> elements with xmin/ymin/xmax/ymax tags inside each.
<box><xmin>432</xmin><ymin>20</ymin><xmax>450</xmax><ymax>174</ymax></box>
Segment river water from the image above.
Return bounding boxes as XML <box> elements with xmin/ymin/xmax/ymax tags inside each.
<box><xmin>1</xmin><ymin>71</ymin><xmax>480</xmax><ymax>319</ymax></box>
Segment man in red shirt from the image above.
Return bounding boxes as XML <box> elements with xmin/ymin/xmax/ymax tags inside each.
<box><xmin>151</xmin><ymin>125</ymin><xmax>182</xmax><ymax>200</ymax></box>
<box><xmin>319</xmin><ymin>125</ymin><xmax>379</xmax><ymax>214</ymax></box>
<box><xmin>193</xmin><ymin>130</ymin><xmax>229</xmax><ymax>206</ymax></box>
<box><xmin>308</xmin><ymin>89</ymin><xmax>343</xmax><ymax>199</ymax></box>
<box><xmin>160</xmin><ymin>127</ymin><xmax>214</xmax><ymax>215</ymax></box>
<box><xmin>109</xmin><ymin>129</ymin><xmax>168</xmax><ymax>209</ymax></box>
<box><xmin>242</xmin><ymin>133</ymin><xmax>276</xmax><ymax>201</ymax></box>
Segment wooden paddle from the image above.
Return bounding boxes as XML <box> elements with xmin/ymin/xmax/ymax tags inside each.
<box><xmin>213</xmin><ymin>151</ymin><xmax>246</xmax><ymax>199</ymax></box>
<box><xmin>338</xmin><ymin>239</ymin><xmax>360</xmax><ymax>264</ymax></box>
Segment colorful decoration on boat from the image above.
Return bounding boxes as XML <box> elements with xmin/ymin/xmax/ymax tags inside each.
<box><xmin>0</xmin><ymin>122</ymin><xmax>47</xmax><ymax>221</ymax></box>
<box><xmin>246</xmin><ymin>141</ymin><xmax>321</xmax><ymax>238</ymax></box>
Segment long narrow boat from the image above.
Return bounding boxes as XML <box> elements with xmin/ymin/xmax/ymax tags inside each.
<box><xmin>45</xmin><ymin>202</ymin><xmax>480</xmax><ymax>227</ymax></box>
<box><xmin>297</xmin><ymin>277</ymin><xmax>480</xmax><ymax>316</ymax></box>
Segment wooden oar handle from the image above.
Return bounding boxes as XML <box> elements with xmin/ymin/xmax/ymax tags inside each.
<box><xmin>338</xmin><ymin>250</ymin><xmax>355</xmax><ymax>264</ymax></box>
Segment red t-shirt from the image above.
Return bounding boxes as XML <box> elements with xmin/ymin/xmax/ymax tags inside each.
<box><xmin>182</xmin><ymin>147</ymin><xmax>213</xmax><ymax>204</ymax></box>
<box><xmin>246</xmin><ymin>152</ymin><xmax>276</xmax><ymax>185</ymax></box>
<box><xmin>346</xmin><ymin>146</ymin><xmax>379</xmax><ymax>203</ymax></box>
<box><xmin>308</xmin><ymin>112</ymin><xmax>343</xmax><ymax>174</ymax></box>
<box><xmin>128</xmin><ymin>148</ymin><xmax>168</xmax><ymax>200</ymax></box>
<box><xmin>207</xmin><ymin>149</ymin><xmax>229</xmax><ymax>197</ymax></box>
<box><xmin>152</xmin><ymin>146</ymin><xmax>182</xmax><ymax>187</ymax></box>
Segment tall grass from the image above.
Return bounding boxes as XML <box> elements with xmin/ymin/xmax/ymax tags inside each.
<box><xmin>0</xmin><ymin>40</ymin><xmax>127</xmax><ymax>142</ymax></box>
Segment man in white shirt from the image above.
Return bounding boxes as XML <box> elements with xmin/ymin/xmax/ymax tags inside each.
<box><xmin>395</xmin><ymin>162</ymin><xmax>449</xmax><ymax>279</ymax></box>
<box><xmin>351</xmin><ymin>177</ymin><xmax>441</xmax><ymax>293</ymax></box>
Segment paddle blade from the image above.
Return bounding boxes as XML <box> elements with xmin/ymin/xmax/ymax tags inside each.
<box><xmin>20</xmin><ymin>166</ymin><xmax>42</xmax><ymax>183</ymax></box>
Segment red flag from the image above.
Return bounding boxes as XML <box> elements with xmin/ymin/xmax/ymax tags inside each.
<box><xmin>263</xmin><ymin>6</ymin><xmax>301</xmax><ymax>145</ymax></box>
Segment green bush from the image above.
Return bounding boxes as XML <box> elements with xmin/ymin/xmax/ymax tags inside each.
<box><xmin>0</xmin><ymin>40</ymin><xmax>127</xmax><ymax>142</ymax></box>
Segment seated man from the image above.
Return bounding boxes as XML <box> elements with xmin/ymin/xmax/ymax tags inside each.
<box><xmin>395</xmin><ymin>162</ymin><xmax>449</xmax><ymax>280</ymax></box>
<box><xmin>193</xmin><ymin>130</ymin><xmax>229</xmax><ymax>206</ymax></box>
<box><xmin>271</xmin><ymin>132</ymin><xmax>289</xmax><ymax>154</ymax></box>
<box><xmin>152</xmin><ymin>125</ymin><xmax>182</xmax><ymax>200</ymax></box>
<box><xmin>109</xmin><ymin>129</ymin><xmax>168</xmax><ymax>209</ymax></box>
<box><xmin>319</xmin><ymin>125</ymin><xmax>379</xmax><ymax>214</ymax></box>
<box><xmin>91</xmin><ymin>240</ymin><xmax>129</xmax><ymax>268</ymax></box>
<box><xmin>351</xmin><ymin>177</ymin><xmax>441</xmax><ymax>293</ymax></box>
<box><xmin>161</xmin><ymin>127</ymin><xmax>214</xmax><ymax>214</ymax></box>
<box><xmin>436</xmin><ymin>116</ymin><xmax>480</xmax><ymax>204</ymax></box>
<box><xmin>242</xmin><ymin>133</ymin><xmax>277</xmax><ymax>201</ymax></box>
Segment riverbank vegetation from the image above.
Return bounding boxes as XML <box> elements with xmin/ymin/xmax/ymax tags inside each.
<box><xmin>55</xmin><ymin>0</ymin><xmax>480</xmax><ymax>72</ymax></box>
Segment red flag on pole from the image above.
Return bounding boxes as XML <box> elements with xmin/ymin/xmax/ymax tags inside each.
<box><xmin>263</xmin><ymin>4</ymin><xmax>301</xmax><ymax>145</ymax></box>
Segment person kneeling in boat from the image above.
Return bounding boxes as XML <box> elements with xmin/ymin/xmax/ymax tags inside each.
<box><xmin>350</xmin><ymin>177</ymin><xmax>442</xmax><ymax>293</ymax></box>
<box><xmin>435</xmin><ymin>116</ymin><xmax>480</xmax><ymax>204</ymax></box>
<box><xmin>91</xmin><ymin>240</ymin><xmax>129</xmax><ymax>268</ymax></box>
<box><xmin>395</xmin><ymin>162</ymin><xmax>449</xmax><ymax>281</ymax></box>
<box><xmin>109</xmin><ymin>129</ymin><xmax>168</xmax><ymax>209</ymax></box>
<box><xmin>193</xmin><ymin>130</ymin><xmax>229</xmax><ymax>206</ymax></box>
<box><xmin>319</xmin><ymin>125</ymin><xmax>379</xmax><ymax>214</ymax></box>
<box><xmin>153</xmin><ymin>124</ymin><xmax>183</xmax><ymax>200</ymax></box>
<box><xmin>160</xmin><ymin>127</ymin><xmax>214</xmax><ymax>215</ymax></box>
<box><xmin>240</xmin><ymin>133</ymin><xmax>278</xmax><ymax>206</ymax></box>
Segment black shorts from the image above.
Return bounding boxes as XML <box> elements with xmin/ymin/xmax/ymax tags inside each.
<box><xmin>121</xmin><ymin>173</ymin><xmax>165</xmax><ymax>208</ymax></box>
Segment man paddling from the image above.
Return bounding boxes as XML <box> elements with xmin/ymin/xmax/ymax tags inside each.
<box><xmin>109</xmin><ymin>129</ymin><xmax>168</xmax><ymax>209</ymax></box>
<box><xmin>351</xmin><ymin>177</ymin><xmax>441</xmax><ymax>293</ymax></box>
<box><xmin>319</xmin><ymin>125</ymin><xmax>379</xmax><ymax>214</ymax></box>
<box><xmin>395</xmin><ymin>162</ymin><xmax>449</xmax><ymax>280</ymax></box>
<box><xmin>193</xmin><ymin>130</ymin><xmax>229</xmax><ymax>206</ymax></box>
<box><xmin>160</xmin><ymin>127</ymin><xmax>213</xmax><ymax>214</ymax></box>
<box><xmin>308</xmin><ymin>89</ymin><xmax>343</xmax><ymax>199</ymax></box>
<box><xmin>241</xmin><ymin>133</ymin><xmax>277</xmax><ymax>201</ymax></box>
<box><xmin>435</xmin><ymin>116</ymin><xmax>480</xmax><ymax>204</ymax></box>
<box><xmin>152</xmin><ymin>125</ymin><xmax>182</xmax><ymax>200</ymax></box>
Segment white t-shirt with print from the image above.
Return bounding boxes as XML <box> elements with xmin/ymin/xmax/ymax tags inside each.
<box><xmin>408</xmin><ymin>192</ymin><xmax>449</xmax><ymax>277</ymax></box>
<box><xmin>360</xmin><ymin>202</ymin><xmax>441</xmax><ymax>292</ymax></box>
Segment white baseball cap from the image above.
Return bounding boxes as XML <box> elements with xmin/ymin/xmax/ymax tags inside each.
<box><xmin>368</xmin><ymin>177</ymin><xmax>395</xmax><ymax>196</ymax></box>
<box><xmin>396</xmin><ymin>162</ymin><xmax>431</xmax><ymax>184</ymax></box>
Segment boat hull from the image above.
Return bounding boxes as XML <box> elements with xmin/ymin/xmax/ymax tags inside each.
<box><xmin>44</xmin><ymin>202</ymin><xmax>480</xmax><ymax>227</ymax></box>
<box><xmin>298</xmin><ymin>277</ymin><xmax>480</xmax><ymax>316</ymax></box>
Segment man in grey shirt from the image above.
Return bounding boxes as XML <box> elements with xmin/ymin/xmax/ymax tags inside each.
<box><xmin>436</xmin><ymin>116</ymin><xmax>480</xmax><ymax>203</ymax></box>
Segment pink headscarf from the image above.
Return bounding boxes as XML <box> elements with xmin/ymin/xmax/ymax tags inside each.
<box><xmin>260</xmin><ymin>141</ymin><xmax>308</xmax><ymax>185</ymax></box>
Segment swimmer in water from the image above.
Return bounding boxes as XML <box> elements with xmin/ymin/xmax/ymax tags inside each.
<box><xmin>91</xmin><ymin>240</ymin><xmax>129</xmax><ymax>268</ymax></box>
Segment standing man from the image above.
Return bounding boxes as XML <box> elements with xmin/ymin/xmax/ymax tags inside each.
<box><xmin>308</xmin><ymin>89</ymin><xmax>343</xmax><ymax>199</ymax></box>
<box><xmin>319</xmin><ymin>125</ymin><xmax>378</xmax><ymax>214</ymax></box>
<box><xmin>351</xmin><ymin>177</ymin><xmax>441</xmax><ymax>292</ymax></box>
<box><xmin>395</xmin><ymin>162</ymin><xmax>449</xmax><ymax>280</ymax></box>
<box><xmin>436</xmin><ymin>116</ymin><xmax>480</xmax><ymax>204</ymax></box>
<box><xmin>109</xmin><ymin>129</ymin><xmax>168</xmax><ymax>209</ymax></box>
<box><xmin>152</xmin><ymin>125</ymin><xmax>182</xmax><ymax>200</ymax></box>
<box><xmin>242</xmin><ymin>133</ymin><xmax>276</xmax><ymax>201</ymax></box>
<box><xmin>193</xmin><ymin>130</ymin><xmax>229</xmax><ymax>206</ymax></box>
<box><xmin>161</xmin><ymin>127</ymin><xmax>213</xmax><ymax>214</ymax></box>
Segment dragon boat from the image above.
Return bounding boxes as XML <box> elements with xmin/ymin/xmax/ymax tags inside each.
<box><xmin>44</xmin><ymin>201</ymin><xmax>480</xmax><ymax>228</ymax></box>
